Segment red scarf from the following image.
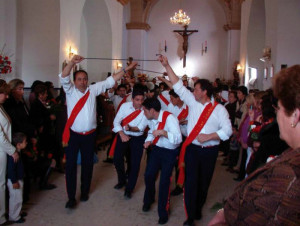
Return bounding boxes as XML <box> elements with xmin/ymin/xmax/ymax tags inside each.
<box><xmin>177</xmin><ymin>102</ymin><xmax>218</xmax><ymax>186</ymax></box>
<box><xmin>177</xmin><ymin>105</ymin><xmax>189</xmax><ymax>121</ymax></box>
<box><xmin>159</xmin><ymin>94</ymin><xmax>170</xmax><ymax>106</ymax></box>
<box><xmin>108</xmin><ymin>109</ymin><xmax>142</xmax><ymax>158</ymax></box>
<box><xmin>152</xmin><ymin>111</ymin><xmax>172</xmax><ymax>146</ymax></box>
<box><xmin>116</xmin><ymin>94</ymin><xmax>129</xmax><ymax>113</ymax></box>
<box><xmin>62</xmin><ymin>90</ymin><xmax>90</xmax><ymax>147</ymax></box>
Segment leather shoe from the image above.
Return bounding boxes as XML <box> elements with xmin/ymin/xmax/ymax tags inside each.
<box><xmin>20</xmin><ymin>212</ymin><xmax>27</xmax><ymax>218</ymax></box>
<box><xmin>183</xmin><ymin>219</ymin><xmax>195</xmax><ymax>226</ymax></box>
<box><xmin>13</xmin><ymin>217</ymin><xmax>25</xmax><ymax>223</ymax></box>
<box><xmin>171</xmin><ymin>186</ymin><xmax>183</xmax><ymax>196</ymax></box>
<box><xmin>65</xmin><ymin>199</ymin><xmax>77</xmax><ymax>209</ymax></box>
<box><xmin>124</xmin><ymin>191</ymin><xmax>132</xmax><ymax>199</ymax></box>
<box><xmin>142</xmin><ymin>203</ymin><xmax>151</xmax><ymax>212</ymax></box>
<box><xmin>114</xmin><ymin>182</ymin><xmax>126</xmax><ymax>190</ymax></box>
<box><xmin>158</xmin><ymin>217</ymin><xmax>168</xmax><ymax>224</ymax></box>
<box><xmin>80</xmin><ymin>194</ymin><xmax>89</xmax><ymax>202</ymax></box>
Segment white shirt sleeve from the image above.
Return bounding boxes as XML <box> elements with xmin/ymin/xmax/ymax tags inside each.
<box><xmin>145</xmin><ymin>121</ymin><xmax>155</xmax><ymax>143</ymax></box>
<box><xmin>58</xmin><ymin>73</ymin><xmax>74</xmax><ymax>95</ymax></box>
<box><xmin>173</xmin><ymin>80</ymin><xmax>197</xmax><ymax>107</ymax></box>
<box><xmin>136</xmin><ymin>115</ymin><xmax>148</xmax><ymax>132</ymax></box>
<box><xmin>112</xmin><ymin>104</ymin><xmax>125</xmax><ymax>133</ymax></box>
<box><xmin>164</xmin><ymin>114</ymin><xmax>182</xmax><ymax>145</ymax></box>
<box><xmin>93</xmin><ymin>76</ymin><xmax>115</xmax><ymax>96</ymax></box>
<box><xmin>215</xmin><ymin>105</ymin><xmax>233</xmax><ymax>141</ymax></box>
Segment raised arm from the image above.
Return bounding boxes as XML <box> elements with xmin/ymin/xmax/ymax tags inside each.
<box><xmin>62</xmin><ymin>55</ymin><xmax>84</xmax><ymax>77</ymax></box>
<box><xmin>157</xmin><ymin>76</ymin><xmax>173</xmax><ymax>89</ymax></box>
<box><xmin>112</xmin><ymin>62</ymin><xmax>138</xmax><ymax>82</ymax></box>
<box><xmin>158</xmin><ymin>55</ymin><xmax>179</xmax><ymax>85</ymax></box>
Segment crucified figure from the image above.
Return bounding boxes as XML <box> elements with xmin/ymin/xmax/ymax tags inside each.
<box><xmin>174</xmin><ymin>25</ymin><xmax>198</xmax><ymax>68</ymax></box>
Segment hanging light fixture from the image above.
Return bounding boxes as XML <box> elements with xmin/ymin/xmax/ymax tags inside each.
<box><xmin>170</xmin><ymin>9</ymin><xmax>191</xmax><ymax>26</ymax></box>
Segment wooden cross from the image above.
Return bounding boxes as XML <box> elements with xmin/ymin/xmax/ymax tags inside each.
<box><xmin>173</xmin><ymin>25</ymin><xmax>198</xmax><ymax>68</ymax></box>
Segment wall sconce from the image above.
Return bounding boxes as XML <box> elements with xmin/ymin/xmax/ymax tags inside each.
<box><xmin>201</xmin><ymin>41</ymin><xmax>208</xmax><ymax>56</ymax></box>
<box><xmin>236</xmin><ymin>64</ymin><xmax>242</xmax><ymax>73</ymax></box>
<box><xmin>117</xmin><ymin>62</ymin><xmax>123</xmax><ymax>69</ymax></box>
<box><xmin>69</xmin><ymin>46</ymin><xmax>78</xmax><ymax>59</ymax></box>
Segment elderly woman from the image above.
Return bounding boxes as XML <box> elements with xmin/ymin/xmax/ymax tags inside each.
<box><xmin>0</xmin><ymin>80</ymin><xmax>19</xmax><ymax>225</ymax></box>
<box><xmin>209</xmin><ymin>65</ymin><xmax>300</xmax><ymax>225</ymax></box>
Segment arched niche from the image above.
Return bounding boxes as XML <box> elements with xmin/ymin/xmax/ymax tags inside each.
<box><xmin>80</xmin><ymin>0</ymin><xmax>112</xmax><ymax>82</ymax></box>
<box><xmin>246</xmin><ymin>0</ymin><xmax>266</xmax><ymax>90</ymax></box>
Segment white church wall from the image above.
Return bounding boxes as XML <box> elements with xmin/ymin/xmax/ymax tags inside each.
<box><xmin>247</xmin><ymin>0</ymin><xmax>265</xmax><ymax>90</ymax></box>
<box><xmin>0</xmin><ymin>0</ymin><xmax>17</xmax><ymax>81</ymax></box>
<box><xmin>240</xmin><ymin>0</ymin><xmax>300</xmax><ymax>90</ymax></box>
<box><xmin>144</xmin><ymin>0</ymin><xmax>228</xmax><ymax>82</ymax></box>
<box><xmin>15</xmin><ymin>0</ymin><xmax>60</xmax><ymax>87</ymax></box>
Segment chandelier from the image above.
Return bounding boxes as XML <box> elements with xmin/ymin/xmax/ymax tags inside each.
<box><xmin>170</xmin><ymin>9</ymin><xmax>191</xmax><ymax>26</ymax></box>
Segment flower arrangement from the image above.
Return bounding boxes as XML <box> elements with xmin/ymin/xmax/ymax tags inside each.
<box><xmin>0</xmin><ymin>44</ymin><xmax>12</xmax><ymax>75</ymax></box>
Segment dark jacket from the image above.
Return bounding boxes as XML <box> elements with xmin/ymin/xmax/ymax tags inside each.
<box><xmin>3</xmin><ymin>97</ymin><xmax>35</xmax><ymax>138</ymax></box>
<box><xmin>7</xmin><ymin>153</ymin><xmax>24</xmax><ymax>183</ymax></box>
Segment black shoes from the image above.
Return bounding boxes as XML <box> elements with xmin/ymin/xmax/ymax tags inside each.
<box><xmin>171</xmin><ymin>186</ymin><xmax>183</xmax><ymax>196</ymax></box>
<box><xmin>65</xmin><ymin>199</ymin><xmax>77</xmax><ymax>209</ymax></box>
<box><xmin>124</xmin><ymin>191</ymin><xmax>132</xmax><ymax>199</ymax></box>
<box><xmin>14</xmin><ymin>217</ymin><xmax>26</xmax><ymax>224</ymax></box>
<box><xmin>183</xmin><ymin>219</ymin><xmax>195</xmax><ymax>226</ymax></box>
<box><xmin>80</xmin><ymin>194</ymin><xmax>89</xmax><ymax>202</ymax></box>
<box><xmin>114</xmin><ymin>182</ymin><xmax>126</xmax><ymax>189</ymax></box>
<box><xmin>158</xmin><ymin>217</ymin><xmax>168</xmax><ymax>225</ymax></box>
<box><xmin>142</xmin><ymin>203</ymin><xmax>151</xmax><ymax>212</ymax></box>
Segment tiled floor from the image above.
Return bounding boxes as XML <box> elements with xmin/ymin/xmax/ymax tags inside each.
<box><xmin>21</xmin><ymin>148</ymin><xmax>238</xmax><ymax>226</ymax></box>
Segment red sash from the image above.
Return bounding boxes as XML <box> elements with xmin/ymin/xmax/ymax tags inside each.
<box><xmin>159</xmin><ymin>94</ymin><xmax>170</xmax><ymax>106</ymax></box>
<box><xmin>177</xmin><ymin>102</ymin><xmax>218</xmax><ymax>186</ymax></box>
<box><xmin>116</xmin><ymin>94</ymin><xmax>129</xmax><ymax>113</ymax></box>
<box><xmin>62</xmin><ymin>90</ymin><xmax>90</xmax><ymax>147</ymax></box>
<box><xmin>108</xmin><ymin>109</ymin><xmax>142</xmax><ymax>158</ymax></box>
<box><xmin>177</xmin><ymin>105</ymin><xmax>189</xmax><ymax>121</ymax></box>
<box><xmin>152</xmin><ymin>111</ymin><xmax>172</xmax><ymax>146</ymax></box>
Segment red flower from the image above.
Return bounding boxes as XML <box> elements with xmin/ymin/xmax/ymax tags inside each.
<box><xmin>4</xmin><ymin>56</ymin><xmax>8</xmax><ymax>60</ymax></box>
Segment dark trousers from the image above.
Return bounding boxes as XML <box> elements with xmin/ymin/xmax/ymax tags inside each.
<box><xmin>113</xmin><ymin>134</ymin><xmax>145</xmax><ymax>192</ymax></box>
<box><xmin>144</xmin><ymin>145</ymin><xmax>179</xmax><ymax>220</ymax></box>
<box><xmin>65</xmin><ymin>130</ymin><xmax>96</xmax><ymax>200</ymax></box>
<box><xmin>237</xmin><ymin>148</ymin><xmax>247</xmax><ymax>179</ymax></box>
<box><xmin>184</xmin><ymin>144</ymin><xmax>219</xmax><ymax>220</ymax></box>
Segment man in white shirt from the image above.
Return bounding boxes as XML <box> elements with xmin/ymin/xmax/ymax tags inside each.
<box><xmin>167</xmin><ymin>89</ymin><xmax>189</xmax><ymax>196</ymax></box>
<box><xmin>59</xmin><ymin>55</ymin><xmax>137</xmax><ymax>209</ymax></box>
<box><xmin>157</xmin><ymin>82</ymin><xmax>171</xmax><ymax>110</ymax></box>
<box><xmin>112</xmin><ymin>84</ymin><xmax>148</xmax><ymax>199</ymax></box>
<box><xmin>108</xmin><ymin>84</ymin><xmax>131</xmax><ymax>112</ymax></box>
<box><xmin>158</xmin><ymin>55</ymin><xmax>232</xmax><ymax>226</ymax></box>
<box><xmin>142</xmin><ymin>97</ymin><xmax>182</xmax><ymax>225</ymax></box>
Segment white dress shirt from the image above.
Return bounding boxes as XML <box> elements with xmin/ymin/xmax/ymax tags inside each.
<box><xmin>173</xmin><ymin>80</ymin><xmax>232</xmax><ymax>146</ymax></box>
<box><xmin>157</xmin><ymin>90</ymin><xmax>171</xmax><ymax>110</ymax></box>
<box><xmin>145</xmin><ymin>110</ymin><xmax>182</xmax><ymax>150</ymax></box>
<box><xmin>113</xmin><ymin>102</ymin><xmax>148</xmax><ymax>136</ymax></box>
<box><xmin>167</xmin><ymin>103</ymin><xmax>188</xmax><ymax>137</ymax></box>
<box><xmin>108</xmin><ymin>92</ymin><xmax>132</xmax><ymax>111</ymax></box>
<box><xmin>59</xmin><ymin>73</ymin><xmax>115</xmax><ymax>133</ymax></box>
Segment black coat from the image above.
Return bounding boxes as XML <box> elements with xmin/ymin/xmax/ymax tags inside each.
<box><xmin>3</xmin><ymin>97</ymin><xmax>35</xmax><ymax>138</ymax></box>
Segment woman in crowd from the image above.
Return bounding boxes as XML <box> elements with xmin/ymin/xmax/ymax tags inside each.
<box><xmin>0</xmin><ymin>80</ymin><xmax>19</xmax><ymax>225</ymax></box>
<box><xmin>209</xmin><ymin>65</ymin><xmax>300</xmax><ymax>225</ymax></box>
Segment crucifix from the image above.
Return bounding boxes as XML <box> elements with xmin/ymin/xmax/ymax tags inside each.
<box><xmin>173</xmin><ymin>25</ymin><xmax>198</xmax><ymax>67</ymax></box>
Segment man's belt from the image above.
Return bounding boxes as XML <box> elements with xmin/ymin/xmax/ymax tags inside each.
<box><xmin>72</xmin><ymin>128</ymin><xmax>96</xmax><ymax>135</ymax></box>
